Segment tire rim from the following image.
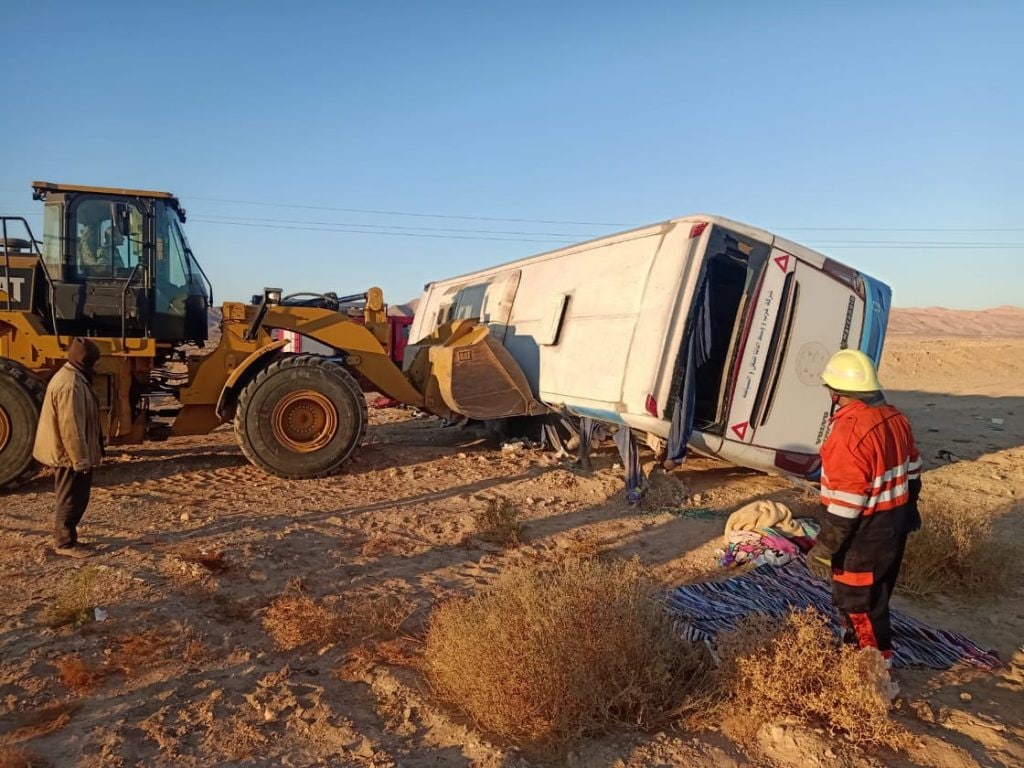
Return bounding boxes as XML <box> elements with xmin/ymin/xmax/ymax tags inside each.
<box><xmin>0</xmin><ymin>406</ymin><xmax>9</xmax><ymax>453</ymax></box>
<box><xmin>271</xmin><ymin>390</ymin><xmax>338</xmax><ymax>453</ymax></box>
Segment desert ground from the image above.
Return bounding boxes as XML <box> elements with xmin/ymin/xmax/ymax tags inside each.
<box><xmin>2</xmin><ymin>309</ymin><xmax>1023</xmax><ymax>768</ymax></box>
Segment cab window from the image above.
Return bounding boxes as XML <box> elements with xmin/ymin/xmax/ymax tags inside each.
<box><xmin>70</xmin><ymin>198</ymin><xmax>142</xmax><ymax>279</ymax></box>
<box><xmin>42</xmin><ymin>203</ymin><xmax>63</xmax><ymax>280</ymax></box>
<box><xmin>155</xmin><ymin>201</ymin><xmax>192</xmax><ymax>315</ymax></box>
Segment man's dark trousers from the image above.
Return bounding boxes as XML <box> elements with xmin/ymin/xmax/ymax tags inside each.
<box><xmin>54</xmin><ymin>467</ymin><xmax>92</xmax><ymax>548</ymax></box>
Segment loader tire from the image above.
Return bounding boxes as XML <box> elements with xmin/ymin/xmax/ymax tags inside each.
<box><xmin>235</xmin><ymin>354</ymin><xmax>367</xmax><ymax>479</ymax></box>
<box><xmin>0</xmin><ymin>360</ymin><xmax>46</xmax><ymax>491</ymax></box>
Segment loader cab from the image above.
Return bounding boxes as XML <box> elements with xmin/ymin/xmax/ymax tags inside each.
<box><xmin>33</xmin><ymin>181</ymin><xmax>211</xmax><ymax>344</ymax></box>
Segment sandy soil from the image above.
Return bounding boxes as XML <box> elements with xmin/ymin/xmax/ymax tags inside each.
<box><xmin>1</xmin><ymin>333</ymin><xmax>1022</xmax><ymax>768</ymax></box>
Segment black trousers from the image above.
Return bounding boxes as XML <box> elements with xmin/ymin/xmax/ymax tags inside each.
<box><xmin>831</xmin><ymin>505</ymin><xmax>911</xmax><ymax>657</ymax></box>
<box><xmin>54</xmin><ymin>467</ymin><xmax>92</xmax><ymax>548</ymax></box>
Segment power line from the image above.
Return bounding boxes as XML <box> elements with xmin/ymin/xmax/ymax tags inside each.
<box><xmin>6</xmin><ymin>206</ymin><xmax>1023</xmax><ymax>248</ymax></box>
<box><xmin>185</xmin><ymin>195</ymin><xmax>621</xmax><ymax>227</ymax></box>
<box><xmin>189</xmin><ymin>218</ymin><xmax>1024</xmax><ymax>248</ymax></box>
<box><xmin>781</xmin><ymin>226</ymin><xmax>1024</xmax><ymax>232</ymax></box>
<box><xmin>188</xmin><ymin>217</ymin><xmax>579</xmax><ymax>244</ymax></box>
<box><xmin>804</xmin><ymin>240</ymin><xmax>1024</xmax><ymax>246</ymax></box>
<box><xmin>181</xmin><ymin>196</ymin><xmax>1024</xmax><ymax>232</ymax></box>
<box><xmin>193</xmin><ymin>215</ymin><xmax>1024</xmax><ymax>244</ymax></box>
<box><xmin>193</xmin><ymin>213</ymin><xmax>593</xmax><ymax>238</ymax></box>
<box><xmin>5</xmin><ymin>189</ymin><xmax>1022</xmax><ymax>240</ymax></box>
<box><xmin>804</xmin><ymin>244</ymin><xmax>1022</xmax><ymax>249</ymax></box>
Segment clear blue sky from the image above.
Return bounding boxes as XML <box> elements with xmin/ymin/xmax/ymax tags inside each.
<box><xmin>2</xmin><ymin>1</ymin><xmax>1021</xmax><ymax>309</ymax></box>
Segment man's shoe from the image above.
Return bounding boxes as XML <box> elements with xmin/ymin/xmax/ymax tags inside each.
<box><xmin>53</xmin><ymin>545</ymin><xmax>92</xmax><ymax>559</ymax></box>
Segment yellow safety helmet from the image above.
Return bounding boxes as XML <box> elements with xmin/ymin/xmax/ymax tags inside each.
<box><xmin>821</xmin><ymin>349</ymin><xmax>882</xmax><ymax>393</ymax></box>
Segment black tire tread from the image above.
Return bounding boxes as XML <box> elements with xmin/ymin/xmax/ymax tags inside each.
<box><xmin>0</xmin><ymin>358</ymin><xmax>47</xmax><ymax>491</ymax></box>
<box><xmin>234</xmin><ymin>354</ymin><xmax>367</xmax><ymax>479</ymax></box>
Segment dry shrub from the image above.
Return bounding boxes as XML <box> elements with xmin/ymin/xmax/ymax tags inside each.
<box><xmin>423</xmin><ymin>558</ymin><xmax>710</xmax><ymax>752</ymax></box>
<box><xmin>0</xmin><ymin>746</ymin><xmax>48</xmax><ymax>768</ymax></box>
<box><xmin>264</xmin><ymin>579</ymin><xmax>413</xmax><ymax>652</ymax></box>
<box><xmin>110</xmin><ymin>629</ymin><xmax>172</xmax><ymax>676</ymax></box>
<box><xmin>263</xmin><ymin>584</ymin><xmax>343</xmax><ymax>651</ymax></box>
<box><xmin>360</xmin><ymin>534</ymin><xmax>403</xmax><ymax>558</ymax></box>
<box><xmin>179</xmin><ymin>548</ymin><xmax>231</xmax><ymax>574</ymax></box>
<box><xmin>705</xmin><ymin>609</ymin><xmax>909</xmax><ymax>751</ymax></box>
<box><xmin>53</xmin><ymin>655</ymin><xmax>105</xmax><ymax>694</ymax></box>
<box><xmin>371</xmin><ymin>637</ymin><xmax>422</xmax><ymax>667</ymax></box>
<box><xmin>1</xmin><ymin>703</ymin><xmax>80</xmax><ymax>746</ymax></box>
<box><xmin>900</xmin><ymin>501</ymin><xmax>1018</xmax><ymax>599</ymax></box>
<box><xmin>563</xmin><ymin>533</ymin><xmax>602</xmax><ymax>561</ymax></box>
<box><xmin>339</xmin><ymin>636</ymin><xmax>423</xmax><ymax>677</ymax></box>
<box><xmin>642</xmin><ymin>471</ymin><xmax>691</xmax><ymax>510</ymax></box>
<box><xmin>42</xmin><ymin>566</ymin><xmax>107</xmax><ymax>627</ymax></box>
<box><xmin>475</xmin><ymin>498</ymin><xmax>523</xmax><ymax>547</ymax></box>
<box><xmin>183</xmin><ymin>635</ymin><xmax>209</xmax><ymax>665</ymax></box>
<box><xmin>211</xmin><ymin>592</ymin><xmax>258</xmax><ymax>621</ymax></box>
<box><xmin>342</xmin><ymin>593</ymin><xmax>411</xmax><ymax>640</ymax></box>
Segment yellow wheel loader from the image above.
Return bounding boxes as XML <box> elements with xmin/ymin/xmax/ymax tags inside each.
<box><xmin>0</xmin><ymin>181</ymin><xmax>544</xmax><ymax>489</ymax></box>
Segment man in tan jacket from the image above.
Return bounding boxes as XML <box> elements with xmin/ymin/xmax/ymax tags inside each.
<box><xmin>33</xmin><ymin>338</ymin><xmax>104</xmax><ymax>557</ymax></box>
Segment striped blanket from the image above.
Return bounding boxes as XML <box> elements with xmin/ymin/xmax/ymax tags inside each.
<box><xmin>665</xmin><ymin>558</ymin><xmax>1000</xmax><ymax>670</ymax></box>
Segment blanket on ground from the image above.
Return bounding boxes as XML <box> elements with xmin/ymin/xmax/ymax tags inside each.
<box><xmin>666</xmin><ymin>559</ymin><xmax>1001</xmax><ymax>670</ymax></box>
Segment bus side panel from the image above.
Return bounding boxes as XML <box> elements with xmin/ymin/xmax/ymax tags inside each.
<box><xmin>508</xmin><ymin>232</ymin><xmax>666</xmax><ymax>406</ymax></box>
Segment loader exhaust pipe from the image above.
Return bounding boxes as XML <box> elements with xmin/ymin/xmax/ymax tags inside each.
<box><xmin>244</xmin><ymin>287</ymin><xmax>282</xmax><ymax>341</ymax></box>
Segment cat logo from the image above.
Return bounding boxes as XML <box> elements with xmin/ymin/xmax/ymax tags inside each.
<box><xmin>0</xmin><ymin>275</ymin><xmax>26</xmax><ymax>303</ymax></box>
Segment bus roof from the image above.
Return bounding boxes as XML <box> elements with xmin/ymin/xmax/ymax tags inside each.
<box><xmin>422</xmin><ymin>213</ymin><xmax>780</xmax><ymax>289</ymax></box>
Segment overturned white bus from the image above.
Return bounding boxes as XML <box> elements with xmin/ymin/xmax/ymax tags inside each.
<box><xmin>407</xmin><ymin>215</ymin><xmax>891</xmax><ymax>479</ymax></box>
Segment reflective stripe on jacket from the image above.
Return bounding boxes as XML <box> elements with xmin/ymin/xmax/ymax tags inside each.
<box><xmin>820</xmin><ymin>400</ymin><xmax>921</xmax><ymax>520</ymax></box>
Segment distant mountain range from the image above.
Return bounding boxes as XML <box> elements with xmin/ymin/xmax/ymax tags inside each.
<box><xmin>888</xmin><ymin>305</ymin><xmax>1024</xmax><ymax>337</ymax></box>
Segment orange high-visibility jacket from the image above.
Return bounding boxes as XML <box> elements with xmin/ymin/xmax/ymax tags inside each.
<box><xmin>820</xmin><ymin>400</ymin><xmax>921</xmax><ymax>520</ymax></box>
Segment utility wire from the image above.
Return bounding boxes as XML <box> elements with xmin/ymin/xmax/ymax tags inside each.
<box><xmin>802</xmin><ymin>244</ymin><xmax>1023</xmax><ymax>249</ymax></box>
<box><xmin>193</xmin><ymin>213</ymin><xmax>592</xmax><ymax>238</ymax></box>
<box><xmin>780</xmin><ymin>226</ymin><xmax>1024</xmax><ymax>232</ymax></box>
<box><xmin>184</xmin><ymin>195</ymin><xmax>1024</xmax><ymax>232</ymax></box>
<box><xmin>6</xmin><ymin>205</ymin><xmax>1023</xmax><ymax>247</ymax></box>
<box><xmin>4</xmin><ymin>190</ymin><xmax>1022</xmax><ymax>240</ymax></box>
<box><xmin>170</xmin><ymin>212</ymin><xmax>1024</xmax><ymax>246</ymax></box>
<box><xmin>188</xmin><ymin>217</ymin><xmax>580</xmax><ymax>244</ymax></box>
<box><xmin>803</xmin><ymin>240</ymin><xmax>1024</xmax><ymax>246</ymax></box>
<box><xmin>189</xmin><ymin>216</ymin><xmax>1024</xmax><ymax>247</ymax></box>
<box><xmin>185</xmin><ymin>195</ymin><xmax>621</xmax><ymax>227</ymax></box>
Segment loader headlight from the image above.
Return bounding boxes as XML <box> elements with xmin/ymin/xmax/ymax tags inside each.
<box><xmin>264</xmin><ymin>288</ymin><xmax>282</xmax><ymax>306</ymax></box>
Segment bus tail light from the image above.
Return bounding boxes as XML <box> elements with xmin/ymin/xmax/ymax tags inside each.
<box><xmin>645</xmin><ymin>394</ymin><xmax>658</xmax><ymax>417</ymax></box>
<box><xmin>774</xmin><ymin>450</ymin><xmax>820</xmax><ymax>476</ymax></box>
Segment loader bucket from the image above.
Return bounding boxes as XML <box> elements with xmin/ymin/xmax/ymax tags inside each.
<box><xmin>417</xmin><ymin>324</ymin><xmax>547</xmax><ymax>420</ymax></box>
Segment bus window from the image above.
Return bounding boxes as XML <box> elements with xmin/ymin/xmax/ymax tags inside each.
<box><xmin>452</xmin><ymin>283</ymin><xmax>488</xmax><ymax>320</ymax></box>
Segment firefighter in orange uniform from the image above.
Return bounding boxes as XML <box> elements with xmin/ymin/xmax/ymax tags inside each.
<box><xmin>807</xmin><ymin>349</ymin><xmax>922</xmax><ymax>664</ymax></box>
